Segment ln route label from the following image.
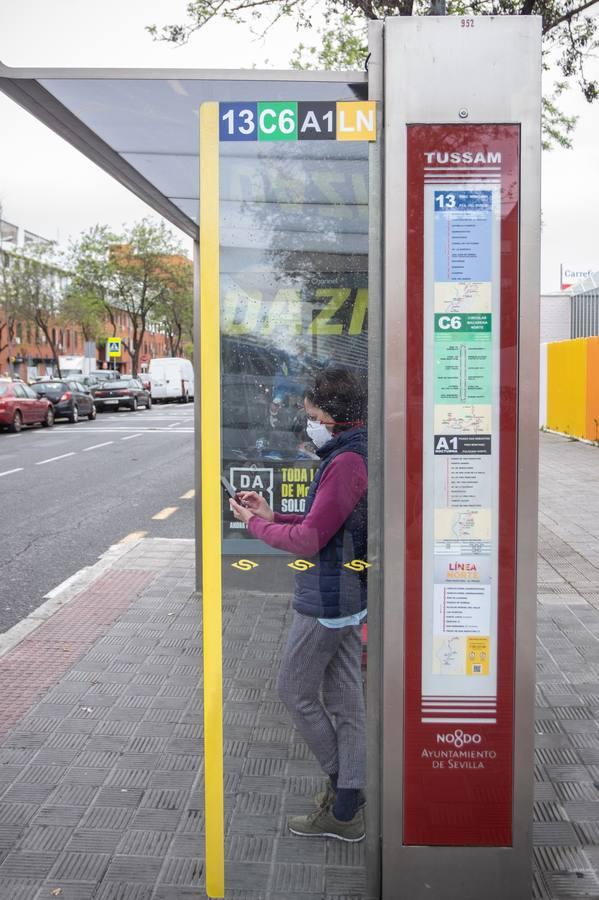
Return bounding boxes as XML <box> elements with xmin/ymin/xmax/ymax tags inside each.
<box><xmin>219</xmin><ymin>101</ymin><xmax>376</xmax><ymax>142</ymax></box>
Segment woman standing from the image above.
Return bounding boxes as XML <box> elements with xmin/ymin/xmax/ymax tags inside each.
<box><xmin>229</xmin><ymin>367</ymin><xmax>368</xmax><ymax>842</ymax></box>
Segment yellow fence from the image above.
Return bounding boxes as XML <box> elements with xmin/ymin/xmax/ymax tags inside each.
<box><xmin>546</xmin><ymin>337</ymin><xmax>599</xmax><ymax>441</ymax></box>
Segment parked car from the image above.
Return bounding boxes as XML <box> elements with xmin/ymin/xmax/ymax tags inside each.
<box><xmin>89</xmin><ymin>370</ymin><xmax>121</xmax><ymax>382</ymax></box>
<box><xmin>30</xmin><ymin>380</ymin><xmax>96</xmax><ymax>423</ymax></box>
<box><xmin>149</xmin><ymin>358</ymin><xmax>194</xmax><ymax>403</ymax></box>
<box><xmin>0</xmin><ymin>379</ymin><xmax>54</xmax><ymax>432</ymax></box>
<box><xmin>93</xmin><ymin>378</ymin><xmax>151</xmax><ymax>412</ymax></box>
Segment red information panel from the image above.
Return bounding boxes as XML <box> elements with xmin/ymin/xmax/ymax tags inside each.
<box><xmin>404</xmin><ymin>124</ymin><xmax>519</xmax><ymax>846</ymax></box>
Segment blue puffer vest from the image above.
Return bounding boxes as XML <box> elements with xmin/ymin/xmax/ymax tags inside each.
<box><xmin>293</xmin><ymin>426</ymin><xmax>368</xmax><ymax>619</ymax></box>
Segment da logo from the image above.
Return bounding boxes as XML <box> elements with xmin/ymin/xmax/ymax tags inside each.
<box><xmin>231</xmin><ymin>559</ymin><xmax>259</xmax><ymax>571</ymax></box>
<box><xmin>344</xmin><ymin>559</ymin><xmax>372</xmax><ymax>572</ymax></box>
<box><xmin>288</xmin><ymin>559</ymin><xmax>315</xmax><ymax>572</ymax></box>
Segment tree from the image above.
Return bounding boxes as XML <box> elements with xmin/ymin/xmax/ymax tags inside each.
<box><xmin>0</xmin><ymin>251</ymin><xmax>18</xmax><ymax>367</ymax></box>
<box><xmin>61</xmin><ymin>290</ymin><xmax>105</xmax><ymax>344</ymax></box>
<box><xmin>0</xmin><ymin>242</ymin><xmax>66</xmax><ymax>377</ymax></box>
<box><xmin>69</xmin><ymin>220</ymin><xmax>188</xmax><ymax>375</ymax></box>
<box><xmin>148</xmin><ymin>0</ymin><xmax>598</xmax><ymax>148</ymax></box>
<box><xmin>156</xmin><ymin>256</ymin><xmax>194</xmax><ymax>358</ymax></box>
<box><xmin>67</xmin><ymin>225</ymin><xmax>120</xmax><ymax>341</ymax></box>
<box><xmin>108</xmin><ymin>221</ymin><xmax>186</xmax><ymax>375</ymax></box>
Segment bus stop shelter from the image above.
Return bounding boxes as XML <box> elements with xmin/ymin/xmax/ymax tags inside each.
<box><xmin>0</xmin><ymin>18</ymin><xmax>542</xmax><ymax>899</ymax></box>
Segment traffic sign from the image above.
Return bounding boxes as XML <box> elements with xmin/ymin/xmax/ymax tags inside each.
<box><xmin>107</xmin><ymin>338</ymin><xmax>122</xmax><ymax>358</ymax></box>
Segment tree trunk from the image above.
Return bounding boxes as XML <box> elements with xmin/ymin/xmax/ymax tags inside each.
<box><xmin>39</xmin><ymin>318</ymin><xmax>62</xmax><ymax>378</ymax></box>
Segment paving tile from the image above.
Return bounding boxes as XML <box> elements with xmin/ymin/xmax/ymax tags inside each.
<box><xmin>0</xmin><ymin>850</ymin><xmax>58</xmax><ymax>878</ymax></box>
<box><xmin>94</xmin><ymin>882</ymin><xmax>154</xmax><ymax>900</ymax></box>
<box><xmin>18</xmin><ymin>825</ymin><xmax>74</xmax><ymax>853</ymax></box>
<box><xmin>2</xmin><ymin>784</ymin><xmax>57</xmax><ymax>805</ymax></box>
<box><xmin>104</xmin><ymin>856</ymin><xmax>164</xmax><ymax>883</ymax></box>
<box><xmin>116</xmin><ymin>829</ymin><xmax>174</xmax><ymax>856</ymax></box>
<box><xmin>49</xmin><ymin>850</ymin><xmax>111</xmax><ymax>881</ymax></box>
<box><xmin>34</xmin><ymin>884</ymin><xmax>96</xmax><ymax>900</ymax></box>
<box><xmin>0</xmin><ymin>878</ymin><xmax>42</xmax><ymax>900</ymax></box>
<box><xmin>95</xmin><ymin>787</ymin><xmax>144</xmax><ymax>808</ymax></box>
<box><xmin>67</xmin><ymin>829</ymin><xmax>123</xmax><ymax>854</ymax></box>
<box><xmin>158</xmin><ymin>856</ymin><xmax>203</xmax><ymax>886</ymax></box>
<box><xmin>33</xmin><ymin>806</ymin><xmax>88</xmax><ymax>828</ymax></box>
<box><xmin>129</xmin><ymin>808</ymin><xmax>182</xmax><ymax>831</ymax></box>
<box><xmin>80</xmin><ymin>807</ymin><xmax>134</xmax><ymax>830</ymax></box>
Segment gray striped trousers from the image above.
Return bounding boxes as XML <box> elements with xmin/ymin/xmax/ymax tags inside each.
<box><xmin>277</xmin><ymin>610</ymin><xmax>366</xmax><ymax>790</ymax></box>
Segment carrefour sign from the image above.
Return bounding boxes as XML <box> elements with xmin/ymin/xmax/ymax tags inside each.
<box><xmin>219</xmin><ymin>101</ymin><xmax>376</xmax><ymax>142</ymax></box>
<box><xmin>561</xmin><ymin>264</ymin><xmax>596</xmax><ymax>290</ymax></box>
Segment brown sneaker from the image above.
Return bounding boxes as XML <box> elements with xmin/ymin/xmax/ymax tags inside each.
<box><xmin>288</xmin><ymin>806</ymin><xmax>365</xmax><ymax>842</ymax></box>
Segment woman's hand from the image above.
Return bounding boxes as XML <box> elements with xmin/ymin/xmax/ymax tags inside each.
<box><xmin>229</xmin><ymin>497</ymin><xmax>255</xmax><ymax>525</ymax></box>
<box><xmin>235</xmin><ymin>491</ymin><xmax>274</xmax><ymax>521</ymax></box>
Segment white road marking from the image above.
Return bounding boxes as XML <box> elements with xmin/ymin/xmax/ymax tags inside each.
<box><xmin>0</xmin><ymin>467</ymin><xmax>24</xmax><ymax>478</ymax></box>
<box><xmin>121</xmin><ymin>433</ymin><xmax>143</xmax><ymax>441</ymax></box>
<box><xmin>152</xmin><ymin>506</ymin><xmax>178</xmax><ymax>520</ymax></box>
<box><xmin>82</xmin><ymin>441</ymin><xmax>114</xmax><ymax>452</ymax></box>
<box><xmin>180</xmin><ymin>489</ymin><xmax>195</xmax><ymax>499</ymax></box>
<box><xmin>36</xmin><ymin>452</ymin><xmax>76</xmax><ymax>466</ymax></box>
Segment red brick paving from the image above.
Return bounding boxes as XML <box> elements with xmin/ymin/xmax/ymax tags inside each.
<box><xmin>0</xmin><ymin>569</ymin><xmax>155</xmax><ymax>738</ymax></box>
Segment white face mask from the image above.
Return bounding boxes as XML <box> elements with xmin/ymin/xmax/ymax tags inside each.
<box><xmin>306</xmin><ymin>418</ymin><xmax>332</xmax><ymax>449</ymax></box>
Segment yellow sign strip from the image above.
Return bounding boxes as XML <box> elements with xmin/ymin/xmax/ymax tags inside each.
<box><xmin>199</xmin><ymin>101</ymin><xmax>225</xmax><ymax>899</ymax></box>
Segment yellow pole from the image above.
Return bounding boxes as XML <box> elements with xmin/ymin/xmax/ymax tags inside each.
<box><xmin>199</xmin><ymin>101</ymin><xmax>225</xmax><ymax>898</ymax></box>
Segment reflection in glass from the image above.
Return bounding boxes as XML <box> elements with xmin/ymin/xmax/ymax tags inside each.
<box><xmin>219</xmin><ymin>135</ymin><xmax>368</xmax><ymax>547</ymax></box>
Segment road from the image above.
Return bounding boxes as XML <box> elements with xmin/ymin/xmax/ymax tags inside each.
<box><xmin>0</xmin><ymin>402</ymin><xmax>195</xmax><ymax>633</ymax></box>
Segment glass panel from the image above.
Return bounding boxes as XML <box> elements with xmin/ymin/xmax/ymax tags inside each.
<box><xmin>214</xmin><ymin>96</ymin><xmax>371</xmax><ymax>854</ymax></box>
<box><xmin>219</xmin><ymin>132</ymin><xmax>368</xmax><ymax>556</ymax></box>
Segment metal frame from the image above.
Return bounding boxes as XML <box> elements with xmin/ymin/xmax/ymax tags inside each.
<box><xmin>366</xmin><ymin>20</ymin><xmax>384</xmax><ymax>900</ymax></box>
<box><xmin>381</xmin><ymin>15</ymin><xmax>541</xmax><ymax>899</ymax></box>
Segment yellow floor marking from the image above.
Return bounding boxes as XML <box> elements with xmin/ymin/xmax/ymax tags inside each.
<box><xmin>120</xmin><ymin>531</ymin><xmax>148</xmax><ymax>543</ymax></box>
<box><xmin>180</xmin><ymin>489</ymin><xmax>195</xmax><ymax>499</ymax></box>
<box><xmin>152</xmin><ymin>507</ymin><xmax>178</xmax><ymax>521</ymax></box>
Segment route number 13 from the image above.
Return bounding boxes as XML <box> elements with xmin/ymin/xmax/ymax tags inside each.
<box><xmin>435</xmin><ymin>193</ymin><xmax>456</xmax><ymax>209</ymax></box>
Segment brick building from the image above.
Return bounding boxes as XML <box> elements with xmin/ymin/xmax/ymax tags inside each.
<box><xmin>0</xmin><ymin>221</ymin><xmax>172</xmax><ymax>380</ymax></box>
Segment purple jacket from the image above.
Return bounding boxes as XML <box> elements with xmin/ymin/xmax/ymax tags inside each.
<box><xmin>248</xmin><ymin>452</ymin><xmax>367</xmax><ymax>557</ymax></box>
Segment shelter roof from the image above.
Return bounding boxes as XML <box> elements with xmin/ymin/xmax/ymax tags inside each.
<box><xmin>0</xmin><ymin>64</ymin><xmax>367</xmax><ymax>239</ymax></box>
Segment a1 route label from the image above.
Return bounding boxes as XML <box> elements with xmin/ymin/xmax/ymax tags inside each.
<box><xmin>219</xmin><ymin>101</ymin><xmax>376</xmax><ymax>142</ymax></box>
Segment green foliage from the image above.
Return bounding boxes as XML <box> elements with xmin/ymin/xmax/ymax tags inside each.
<box><xmin>148</xmin><ymin>0</ymin><xmax>599</xmax><ymax>148</ymax></box>
<box><xmin>68</xmin><ymin>219</ymin><xmax>188</xmax><ymax>374</ymax></box>
<box><xmin>155</xmin><ymin>258</ymin><xmax>194</xmax><ymax>359</ymax></box>
<box><xmin>0</xmin><ymin>241</ymin><xmax>66</xmax><ymax>374</ymax></box>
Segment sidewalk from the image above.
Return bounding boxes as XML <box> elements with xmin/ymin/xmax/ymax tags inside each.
<box><xmin>1</xmin><ymin>431</ymin><xmax>599</xmax><ymax>898</ymax></box>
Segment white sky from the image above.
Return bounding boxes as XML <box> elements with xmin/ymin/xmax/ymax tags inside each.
<box><xmin>0</xmin><ymin>0</ymin><xmax>598</xmax><ymax>291</ymax></box>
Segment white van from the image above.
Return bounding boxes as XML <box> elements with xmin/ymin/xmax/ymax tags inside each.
<box><xmin>149</xmin><ymin>357</ymin><xmax>194</xmax><ymax>403</ymax></box>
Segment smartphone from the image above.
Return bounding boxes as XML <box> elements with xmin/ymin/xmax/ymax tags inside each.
<box><xmin>221</xmin><ymin>474</ymin><xmax>238</xmax><ymax>499</ymax></box>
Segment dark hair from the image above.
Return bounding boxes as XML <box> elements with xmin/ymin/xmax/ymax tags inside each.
<box><xmin>304</xmin><ymin>367</ymin><xmax>366</xmax><ymax>433</ymax></box>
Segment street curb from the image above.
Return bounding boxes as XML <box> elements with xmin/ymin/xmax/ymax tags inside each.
<box><xmin>0</xmin><ymin>538</ymin><xmax>143</xmax><ymax>660</ymax></box>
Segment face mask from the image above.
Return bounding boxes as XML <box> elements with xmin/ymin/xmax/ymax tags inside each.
<box><xmin>306</xmin><ymin>418</ymin><xmax>332</xmax><ymax>449</ymax></box>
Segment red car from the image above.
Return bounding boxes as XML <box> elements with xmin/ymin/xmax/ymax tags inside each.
<box><xmin>0</xmin><ymin>380</ymin><xmax>54</xmax><ymax>432</ymax></box>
